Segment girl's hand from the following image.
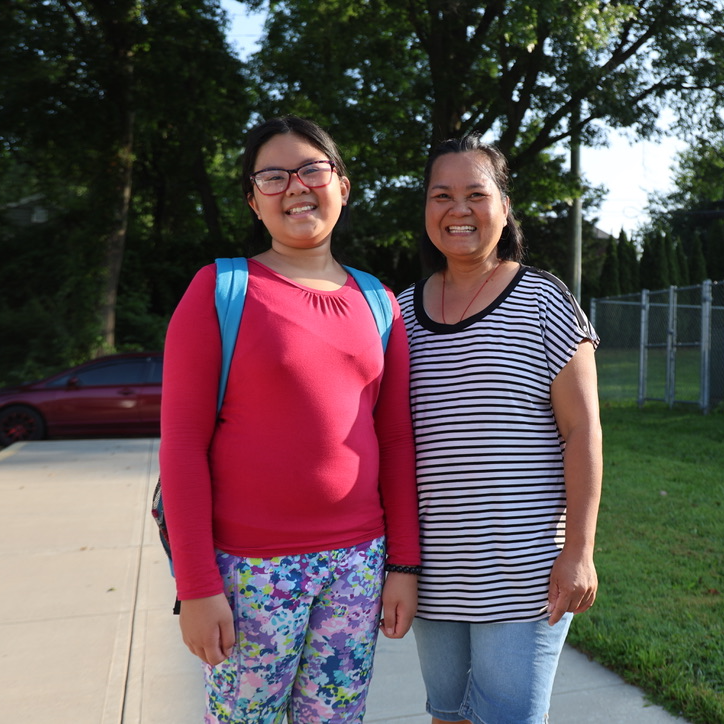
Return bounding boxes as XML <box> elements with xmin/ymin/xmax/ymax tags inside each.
<box><xmin>179</xmin><ymin>593</ymin><xmax>236</xmax><ymax>666</ymax></box>
<box><xmin>380</xmin><ymin>572</ymin><xmax>418</xmax><ymax>638</ymax></box>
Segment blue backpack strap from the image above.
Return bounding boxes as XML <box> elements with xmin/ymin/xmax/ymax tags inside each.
<box><xmin>215</xmin><ymin>257</ymin><xmax>249</xmax><ymax>411</ymax></box>
<box><xmin>344</xmin><ymin>266</ymin><xmax>393</xmax><ymax>352</ymax></box>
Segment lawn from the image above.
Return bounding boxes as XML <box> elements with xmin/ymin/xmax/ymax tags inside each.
<box><xmin>567</xmin><ymin>403</ymin><xmax>724</xmax><ymax>724</ymax></box>
<box><xmin>596</xmin><ymin>346</ymin><xmax>704</xmax><ymax>405</ymax></box>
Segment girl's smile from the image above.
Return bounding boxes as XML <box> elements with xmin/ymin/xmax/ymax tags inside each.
<box><xmin>285</xmin><ymin>201</ymin><xmax>317</xmax><ymax>216</ymax></box>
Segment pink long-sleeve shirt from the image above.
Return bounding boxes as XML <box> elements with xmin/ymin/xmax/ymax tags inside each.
<box><xmin>160</xmin><ymin>260</ymin><xmax>420</xmax><ymax>601</ymax></box>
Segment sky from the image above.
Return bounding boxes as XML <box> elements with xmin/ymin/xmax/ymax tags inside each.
<box><xmin>220</xmin><ymin>1</ymin><xmax>686</xmax><ymax>236</ymax></box>
<box><xmin>580</xmin><ymin>131</ymin><xmax>685</xmax><ymax>236</ymax></box>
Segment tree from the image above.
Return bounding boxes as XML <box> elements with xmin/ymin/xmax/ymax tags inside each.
<box><xmin>240</xmin><ymin>0</ymin><xmax>724</xmax><ymax>281</ymax></box>
<box><xmin>617</xmin><ymin>230</ymin><xmax>639</xmax><ymax>294</ymax></box>
<box><xmin>250</xmin><ymin>0</ymin><xmax>724</xmax><ymax>153</ymax></box>
<box><xmin>121</xmin><ymin>1</ymin><xmax>254</xmax><ymax>330</ymax></box>
<box><xmin>647</xmin><ymin>137</ymin><xmax>724</xmax><ymax>281</ymax></box>
<box><xmin>674</xmin><ymin>238</ymin><xmax>689</xmax><ymax>286</ymax></box>
<box><xmin>640</xmin><ymin>232</ymin><xmax>670</xmax><ymax>291</ymax></box>
<box><xmin>688</xmin><ymin>232</ymin><xmax>708</xmax><ymax>284</ymax></box>
<box><xmin>664</xmin><ymin>233</ymin><xmax>680</xmax><ymax>287</ymax></box>
<box><xmin>0</xmin><ymin>0</ymin><xmax>252</xmax><ymax>376</ymax></box>
<box><xmin>1</xmin><ymin>0</ymin><xmax>141</xmax><ymax>350</ymax></box>
<box><xmin>704</xmin><ymin>219</ymin><xmax>724</xmax><ymax>281</ymax></box>
<box><xmin>599</xmin><ymin>236</ymin><xmax>621</xmax><ymax>297</ymax></box>
<box><xmin>4</xmin><ymin>0</ymin><xmax>724</xmax><ymax>378</ymax></box>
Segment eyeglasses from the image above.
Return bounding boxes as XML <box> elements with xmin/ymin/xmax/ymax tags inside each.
<box><xmin>250</xmin><ymin>160</ymin><xmax>337</xmax><ymax>196</ymax></box>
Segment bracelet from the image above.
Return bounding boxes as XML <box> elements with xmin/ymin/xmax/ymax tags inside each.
<box><xmin>384</xmin><ymin>564</ymin><xmax>422</xmax><ymax>575</ymax></box>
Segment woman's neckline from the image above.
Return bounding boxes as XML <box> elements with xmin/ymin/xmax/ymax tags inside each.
<box><xmin>417</xmin><ymin>263</ymin><xmax>526</xmax><ymax>330</ymax></box>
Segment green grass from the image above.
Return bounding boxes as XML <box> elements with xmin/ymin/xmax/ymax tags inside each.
<box><xmin>597</xmin><ymin>347</ymin><xmax>704</xmax><ymax>404</ymax></box>
<box><xmin>567</xmin><ymin>403</ymin><xmax>724</xmax><ymax>723</ymax></box>
<box><xmin>596</xmin><ymin>347</ymin><xmax>640</xmax><ymax>400</ymax></box>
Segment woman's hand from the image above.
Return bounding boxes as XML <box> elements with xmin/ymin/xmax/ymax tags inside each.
<box><xmin>179</xmin><ymin>593</ymin><xmax>236</xmax><ymax>666</ymax></box>
<box><xmin>380</xmin><ymin>571</ymin><xmax>418</xmax><ymax>638</ymax></box>
<box><xmin>547</xmin><ymin>546</ymin><xmax>598</xmax><ymax>625</ymax></box>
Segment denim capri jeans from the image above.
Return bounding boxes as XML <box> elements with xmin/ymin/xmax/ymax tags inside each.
<box><xmin>413</xmin><ymin>613</ymin><xmax>572</xmax><ymax>724</ymax></box>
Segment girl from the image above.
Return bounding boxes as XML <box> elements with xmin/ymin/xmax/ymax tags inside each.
<box><xmin>160</xmin><ymin>116</ymin><xmax>420</xmax><ymax>723</ymax></box>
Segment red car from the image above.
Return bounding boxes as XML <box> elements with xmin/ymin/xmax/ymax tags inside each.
<box><xmin>0</xmin><ymin>353</ymin><xmax>162</xmax><ymax>446</ymax></box>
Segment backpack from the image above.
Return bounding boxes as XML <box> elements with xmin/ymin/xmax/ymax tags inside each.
<box><xmin>151</xmin><ymin>258</ymin><xmax>393</xmax><ymax>612</ymax></box>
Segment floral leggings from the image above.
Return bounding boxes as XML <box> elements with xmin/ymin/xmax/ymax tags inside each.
<box><xmin>203</xmin><ymin>537</ymin><xmax>385</xmax><ymax>724</ymax></box>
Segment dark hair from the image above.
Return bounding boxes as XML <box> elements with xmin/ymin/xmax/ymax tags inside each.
<box><xmin>241</xmin><ymin>116</ymin><xmax>350</xmax><ymax>250</ymax></box>
<box><xmin>420</xmin><ymin>132</ymin><xmax>525</xmax><ymax>272</ymax></box>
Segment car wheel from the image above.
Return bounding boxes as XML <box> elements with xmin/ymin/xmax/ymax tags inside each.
<box><xmin>0</xmin><ymin>405</ymin><xmax>46</xmax><ymax>446</ymax></box>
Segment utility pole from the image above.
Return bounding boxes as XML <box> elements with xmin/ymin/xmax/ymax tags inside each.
<box><xmin>568</xmin><ymin>103</ymin><xmax>582</xmax><ymax>299</ymax></box>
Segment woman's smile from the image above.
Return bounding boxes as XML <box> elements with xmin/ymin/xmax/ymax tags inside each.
<box><xmin>446</xmin><ymin>224</ymin><xmax>477</xmax><ymax>235</ymax></box>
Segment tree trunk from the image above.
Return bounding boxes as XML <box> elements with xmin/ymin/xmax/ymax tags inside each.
<box><xmin>99</xmin><ymin>109</ymin><xmax>134</xmax><ymax>351</ymax></box>
<box><xmin>192</xmin><ymin>150</ymin><xmax>223</xmax><ymax>246</ymax></box>
<box><xmin>94</xmin><ymin>0</ymin><xmax>138</xmax><ymax>353</ymax></box>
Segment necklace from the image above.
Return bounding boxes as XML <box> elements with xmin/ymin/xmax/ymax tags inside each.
<box><xmin>441</xmin><ymin>262</ymin><xmax>501</xmax><ymax>324</ymax></box>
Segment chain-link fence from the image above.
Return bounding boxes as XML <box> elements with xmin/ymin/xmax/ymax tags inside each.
<box><xmin>590</xmin><ymin>280</ymin><xmax>724</xmax><ymax>413</ymax></box>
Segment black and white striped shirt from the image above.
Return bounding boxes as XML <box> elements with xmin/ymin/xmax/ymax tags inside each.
<box><xmin>397</xmin><ymin>266</ymin><xmax>599</xmax><ymax>623</ymax></box>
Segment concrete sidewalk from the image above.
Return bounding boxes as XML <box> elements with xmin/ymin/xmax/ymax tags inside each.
<box><xmin>0</xmin><ymin>439</ymin><xmax>688</xmax><ymax>723</ymax></box>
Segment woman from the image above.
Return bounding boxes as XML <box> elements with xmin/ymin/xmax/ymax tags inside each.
<box><xmin>397</xmin><ymin>133</ymin><xmax>602</xmax><ymax>724</ymax></box>
<box><xmin>160</xmin><ymin>116</ymin><xmax>420</xmax><ymax>723</ymax></box>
